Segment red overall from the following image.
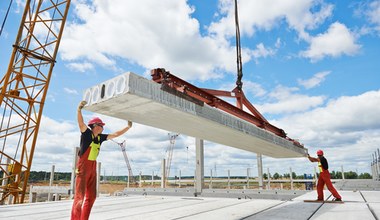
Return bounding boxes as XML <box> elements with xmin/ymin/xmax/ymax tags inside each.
<box><xmin>71</xmin><ymin>141</ymin><xmax>98</xmax><ymax>220</ymax></box>
<box><xmin>317</xmin><ymin>162</ymin><xmax>342</xmax><ymax>200</ymax></box>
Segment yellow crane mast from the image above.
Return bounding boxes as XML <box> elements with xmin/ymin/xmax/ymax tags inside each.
<box><xmin>0</xmin><ymin>0</ymin><xmax>71</xmax><ymax>204</ymax></box>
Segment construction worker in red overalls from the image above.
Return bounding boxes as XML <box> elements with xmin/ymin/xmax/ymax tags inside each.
<box><xmin>71</xmin><ymin>101</ymin><xmax>133</xmax><ymax>220</ymax></box>
<box><xmin>307</xmin><ymin>150</ymin><xmax>342</xmax><ymax>201</ymax></box>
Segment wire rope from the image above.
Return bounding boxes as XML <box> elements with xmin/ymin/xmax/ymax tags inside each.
<box><xmin>0</xmin><ymin>0</ymin><xmax>14</xmax><ymax>37</ymax></box>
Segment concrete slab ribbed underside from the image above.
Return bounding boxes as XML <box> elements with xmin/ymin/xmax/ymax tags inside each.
<box><xmin>83</xmin><ymin>72</ymin><xmax>307</xmax><ymax>158</ymax></box>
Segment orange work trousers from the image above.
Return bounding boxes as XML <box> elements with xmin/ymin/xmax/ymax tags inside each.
<box><xmin>317</xmin><ymin>170</ymin><xmax>341</xmax><ymax>200</ymax></box>
<box><xmin>71</xmin><ymin>147</ymin><xmax>97</xmax><ymax>220</ymax></box>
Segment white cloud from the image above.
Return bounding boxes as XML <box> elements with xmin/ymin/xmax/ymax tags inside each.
<box><xmin>209</xmin><ymin>0</ymin><xmax>333</xmax><ymax>41</ymax></box>
<box><xmin>301</xmin><ymin>22</ymin><xmax>361</xmax><ymax>62</ymax></box>
<box><xmin>257</xmin><ymin>85</ymin><xmax>326</xmax><ymax>114</ymax></box>
<box><xmin>297</xmin><ymin>71</ymin><xmax>331</xmax><ymax>89</ymax></box>
<box><xmin>367</xmin><ymin>0</ymin><xmax>380</xmax><ymax>34</ymax></box>
<box><xmin>270</xmin><ymin>90</ymin><xmax>380</xmax><ymax>173</ymax></box>
<box><xmin>250</xmin><ymin>43</ymin><xmax>277</xmax><ymax>63</ymax></box>
<box><xmin>66</xmin><ymin>62</ymin><xmax>94</xmax><ymax>73</ymax></box>
<box><xmin>60</xmin><ymin>0</ymin><xmax>242</xmax><ymax>81</ymax></box>
<box><xmin>276</xmin><ymin>90</ymin><xmax>380</xmax><ymax>142</ymax></box>
<box><xmin>64</xmin><ymin>87</ymin><xmax>78</xmax><ymax>95</ymax></box>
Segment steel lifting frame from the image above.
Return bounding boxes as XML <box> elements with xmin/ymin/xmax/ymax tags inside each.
<box><xmin>151</xmin><ymin>68</ymin><xmax>303</xmax><ymax>148</ymax></box>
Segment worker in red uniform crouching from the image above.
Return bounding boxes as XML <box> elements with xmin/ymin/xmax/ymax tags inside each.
<box><xmin>71</xmin><ymin>101</ymin><xmax>133</xmax><ymax>220</ymax></box>
<box><xmin>307</xmin><ymin>150</ymin><xmax>342</xmax><ymax>201</ymax></box>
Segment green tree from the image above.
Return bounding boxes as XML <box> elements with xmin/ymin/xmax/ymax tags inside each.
<box><xmin>273</xmin><ymin>172</ymin><xmax>280</xmax><ymax>179</ymax></box>
<box><xmin>292</xmin><ymin>172</ymin><xmax>297</xmax><ymax>179</ymax></box>
<box><xmin>263</xmin><ymin>173</ymin><xmax>268</xmax><ymax>180</ymax></box>
<box><xmin>358</xmin><ymin>173</ymin><xmax>372</xmax><ymax>179</ymax></box>
<box><xmin>345</xmin><ymin>171</ymin><xmax>358</xmax><ymax>179</ymax></box>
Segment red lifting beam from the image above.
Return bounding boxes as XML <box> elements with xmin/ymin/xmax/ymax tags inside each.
<box><xmin>151</xmin><ymin>68</ymin><xmax>304</xmax><ymax>147</ymax></box>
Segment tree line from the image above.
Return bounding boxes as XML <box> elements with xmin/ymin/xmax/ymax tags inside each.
<box><xmin>266</xmin><ymin>171</ymin><xmax>372</xmax><ymax>180</ymax></box>
<box><xmin>0</xmin><ymin>170</ymin><xmax>372</xmax><ymax>183</ymax></box>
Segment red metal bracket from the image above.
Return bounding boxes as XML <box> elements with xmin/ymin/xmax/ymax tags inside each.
<box><xmin>151</xmin><ymin>68</ymin><xmax>303</xmax><ymax>148</ymax></box>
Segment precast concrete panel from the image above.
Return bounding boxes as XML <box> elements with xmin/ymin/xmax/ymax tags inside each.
<box><xmin>83</xmin><ymin>72</ymin><xmax>308</xmax><ymax>158</ymax></box>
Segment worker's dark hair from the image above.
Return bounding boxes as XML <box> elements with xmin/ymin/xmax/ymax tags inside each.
<box><xmin>89</xmin><ymin>124</ymin><xmax>94</xmax><ymax>129</ymax></box>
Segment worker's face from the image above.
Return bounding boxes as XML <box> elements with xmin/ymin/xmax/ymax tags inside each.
<box><xmin>93</xmin><ymin>123</ymin><xmax>104</xmax><ymax>134</ymax></box>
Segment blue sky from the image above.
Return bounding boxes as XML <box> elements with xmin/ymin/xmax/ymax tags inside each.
<box><xmin>1</xmin><ymin>0</ymin><xmax>380</xmax><ymax>178</ymax></box>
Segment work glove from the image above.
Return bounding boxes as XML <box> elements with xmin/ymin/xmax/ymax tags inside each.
<box><xmin>78</xmin><ymin>101</ymin><xmax>87</xmax><ymax>110</ymax></box>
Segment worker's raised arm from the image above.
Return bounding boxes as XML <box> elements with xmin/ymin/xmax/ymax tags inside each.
<box><xmin>77</xmin><ymin>101</ymin><xmax>88</xmax><ymax>133</ymax></box>
<box><xmin>107</xmin><ymin>120</ymin><xmax>133</xmax><ymax>140</ymax></box>
<box><xmin>307</xmin><ymin>154</ymin><xmax>319</xmax><ymax>162</ymax></box>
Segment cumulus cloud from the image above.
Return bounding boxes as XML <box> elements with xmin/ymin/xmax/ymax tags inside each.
<box><xmin>300</xmin><ymin>22</ymin><xmax>361</xmax><ymax>62</ymax></box>
<box><xmin>59</xmin><ymin>0</ymin><xmax>339</xmax><ymax>82</ymax></box>
<box><xmin>209</xmin><ymin>0</ymin><xmax>333</xmax><ymax>41</ymax></box>
<box><xmin>66</xmin><ymin>62</ymin><xmax>94</xmax><ymax>73</ymax></box>
<box><xmin>64</xmin><ymin>87</ymin><xmax>78</xmax><ymax>95</ymax></box>
<box><xmin>297</xmin><ymin>71</ymin><xmax>331</xmax><ymax>89</ymax></box>
<box><xmin>269</xmin><ymin>90</ymin><xmax>380</xmax><ymax>173</ymax></box>
<box><xmin>60</xmin><ymin>0</ymin><xmax>242</xmax><ymax>81</ymax></box>
<box><xmin>366</xmin><ymin>0</ymin><xmax>380</xmax><ymax>34</ymax></box>
<box><xmin>257</xmin><ymin>85</ymin><xmax>326</xmax><ymax>114</ymax></box>
<box><xmin>276</xmin><ymin>90</ymin><xmax>380</xmax><ymax>141</ymax></box>
<box><xmin>250</xmin><ymin>43</ymin><xmax>277</xmax><ymax>63</ymax></box>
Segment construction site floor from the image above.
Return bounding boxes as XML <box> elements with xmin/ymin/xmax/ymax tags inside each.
<box><xmin>1</xmin><ymin>188</ymin><xmax>379</xmax><ymax>220</ymax></box>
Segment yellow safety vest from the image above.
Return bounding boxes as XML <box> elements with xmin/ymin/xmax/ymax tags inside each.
<box><xmin>318</xmin><ymin>162</ymin><xmax>323</xmax><ymax>173</ymax></box>
<box><xmin>88</xmin><ymin>135</ymin><xmax>100</xmax><ymax>161</ymax></box>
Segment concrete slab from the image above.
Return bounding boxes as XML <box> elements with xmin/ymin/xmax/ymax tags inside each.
<box><xmin>337</xmin><ymin>191</ymin><xmax>364</xmax><ymax>202</ymax></box>
<box><xmin>0</xmin><ymin>190</ymin><xmax>379</xmax><ymax>220</ymax></box>
<box><xmin>83</xmin><ymin>72</ymin><xmax>307</xmax><ymax>158</ymax></box>
<box><xmin>335</xmin><ymin>179</ymin><xmax>380</xmax><ymax>191</ymax></box>
<box><xmin>361</xmin><ymin>191</ymin><xmax>380</xmax><ymax>202</ymax></box>
<box><xmin>243</xmin><ymin>200</ymin><xmax>322</xmax><ymax>220</ymax></box>
<box><xmin>177</xmin><ymin>199</ymin><xmax>283</xmax><ymax>220</ymax></box>
<box><xmin>311</xmin><ymin>202</ymin><xmax>375</xmax><ymax>220</ymax></box>
<box><xmin>368</xmin><ymin>203</ymin><xmax>380</xmax><ymax>219</ymax></box>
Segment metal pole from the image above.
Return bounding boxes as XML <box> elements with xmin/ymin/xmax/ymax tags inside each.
<box><xmin>341</xmin><ymin>165</ymin><xmax>345</xmax><ymax>180</ymax></box>
<box><xmin>161</xmin><ymin>159</ymin><xmax>166</xmax><ymax>188</ymax></box>
<box><xmin>227</xmin><ymin>170</ymin><xmax>231</xmax><ymax>189</ymax></box>
<box><xmin>151</xmin><ymin>171</ymin><xmax>154</xmax><ymax>186</ymax></box>
<box><xmin>290</xmin><ymin>167</ymin><xmax>294</xmax><ymax>190</ymax></box>
<box><xmin>373</xmin><ymin>154</ymin><xmax>378</xmax><ymax>181</ymax></box>
<box><xmin>48</xmin><ymin>165</ymin><xmax>55</xmax><ymax>201</ymax></box>
<box><xmin>267</xmin><ymin>167</ymin><xmax>271</xmax><ymax>190</ymax></box>
<box><xmin>209</xmin><ymin>169</ymin><xmax>213</xmax><ymax>189</ymax></box>
<box><xmin>257</xmin><ymin>154</ymin><xmax>263</xmax><ymax>189</ymax></box>
<box><xmin>195</xmin><ymin>138</ymin><xmax>204</xmax><ymax>195</ymax></box>
<box><xmin>179</xmin><ymin>170</ymin><xmax>181</xmax><ymax>188</ymax></box>
<box><xmin>70</xmin><ymin>147</ymin><xmax>79</xmax><ymax>199</ymax></box>
<box><xmin>246</xmin><ymin>168</ymin><xmax>250</xmax><ymax>188</ymax></box>
<box><xmin>376</xmin><ymin>148</ymin><xmax>380</xmax><ymax>180</ymax></box>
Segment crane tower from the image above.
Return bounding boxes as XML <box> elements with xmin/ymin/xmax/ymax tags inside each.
<box><xmin>117</xmin><ymin>140</ymin><xmax>135</xmax><ymax>185</ymax></box>
<box><xmin>165</xmin><ymin>133</ymin><xmax>179</xmax><ymax>182</ymax></box>
<box><xmin>0</xmin><ymin>0</ymin><xmax>71</xmax><ymax>204</ymax></box>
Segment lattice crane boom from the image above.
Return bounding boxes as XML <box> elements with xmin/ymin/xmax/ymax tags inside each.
<box><xmin>165</xmin><ymin>133</ymin><xmax>179</xmax><ymax>182</ymax></box>
<box><xmin>0</xmin><ymin>0</ymin><xmax>71</xmax><ymax>204</ymax></box>
<box><xmin>118</xmin><ymin>140</ymin><xmax>135</xmax><ymax>184</ymax></box>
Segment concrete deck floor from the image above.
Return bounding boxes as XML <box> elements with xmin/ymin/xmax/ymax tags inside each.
<box><xmin>1</xmin><ymin>189</ymin><xmax>379</xmax><ymax>220</ymax></box>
